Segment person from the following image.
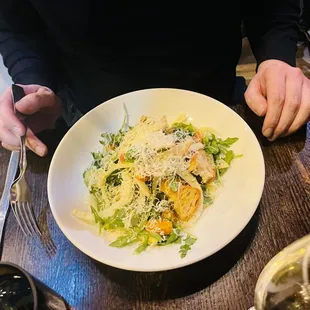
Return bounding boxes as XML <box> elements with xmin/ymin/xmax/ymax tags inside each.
<box><xmin>302</xmin><ymin>0</ymin><xmax>310</xmax><ymax>31</ymax></box>
<box><xmin>0</xmin><ymin>1</ymin><xmax>309</xmax><ymax>157</ymax></box>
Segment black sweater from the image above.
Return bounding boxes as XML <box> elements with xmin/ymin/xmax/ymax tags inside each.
<box><xmin>0</xmin><ymin>1</ymin><xmax>301</xmax><ymax>113</ymax></box>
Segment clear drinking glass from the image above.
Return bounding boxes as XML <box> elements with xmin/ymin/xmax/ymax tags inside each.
<box><xmin>253</xmin><ymin>234</ymin><xmax>310</xmax><ymax>310</ymax></box>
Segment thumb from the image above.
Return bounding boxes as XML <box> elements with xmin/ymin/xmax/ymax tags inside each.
<box><xmin>245</xmin><ymin>77</ymin><xmax>268</xmax><ymax>117</ymax></box>
<box><xmin>15</xmin><ymin>87</ymin><xmax>54</xmax><ymax>115</ymax></box>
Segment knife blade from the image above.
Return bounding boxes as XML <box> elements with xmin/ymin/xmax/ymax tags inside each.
<box><xmin>0</xmin><ymin>151</ymin><xmax>19</xmax><ymax>247</ymax></box>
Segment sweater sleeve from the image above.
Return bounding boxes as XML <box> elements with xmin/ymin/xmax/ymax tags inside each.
<box><xmin>242</xmin><ymin>0</ymin><xmax>301</xmax><ymax>67</ymax></box>
<box><xmin>0</xmin><ymin>0</ymin><xmax>62</xmax><ymax>91</ymax></box>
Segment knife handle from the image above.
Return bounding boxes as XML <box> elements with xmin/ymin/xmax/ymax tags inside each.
<box><xmin>11</xmin><ymin>84</ymin><xmax>27</xmax><ymax>122</ymax></box>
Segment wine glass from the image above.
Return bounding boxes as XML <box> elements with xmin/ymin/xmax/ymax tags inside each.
<box><xmin>252</xmin><ymin>234</ymin><xmax>310</xmax><ymax>310</ymax></box>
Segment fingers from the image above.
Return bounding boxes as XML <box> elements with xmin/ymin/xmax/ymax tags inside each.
<box><xmin>262</xmin><ymin>71</ymin><xmax>286</xmax><ymax>139</ymax></box>
<box><xmin>1</xmin><ymin>142</ymin><xmax>19</xmax><ymax>151</ymax></box>
<box><xmin>0</xmin><ymin>122</ymin><xmax>20</xmax><ymax>147</ymax></box>
<box><xmin>19</xmin><ymin>84</ymin><xmax>48</xmax><ymax>95</ymax></box>
<box><xmin>246</xmin><ymin>60</ymin><xmax>309</xmax><ymax>141</ymax></box>
<box><xmin>245</xmin><ymin>77</ymin><xmax>268</xmax><ymax>117</ymax></box>
<box><xmin>25</xmin><ymin>114</ymin><xmax>54</xmax><ymax>134</ymax></box>
<box><xmin>0</xmin><ymin>84</ymin><xmax>51</xmax><ymax>137</ymax></box>
<box><xmin>0</xmin><ymin>84</ymin><xmax>50</xmax><ymax>156</ymax></box>
<box><xmin>26</xmin><ymin>127</ymin><xmax>48</xmax><ymax>157</ymax></box>
<box><xmin>1</xmin><ymin>128</ymin><xmax>48</xmax><ymax>157</ymax></box>
<box><xmin>0</xmin><ymin>88</ymin><xmax>26</xmax><ymax>136</ymax></box>
<box><xmin>270</xmin><ymin>69</ymin><xmax>303</xmax><ymax>140</ymax></box>
<box><xmin>15</xmin><ymin>87</ymin><xmax>54</xmax><ymax>115</ymax></box>
<box><xmin>286</xmin><ymin>79</ymin><xmax>310</xmax><ymax>136</ymax></box>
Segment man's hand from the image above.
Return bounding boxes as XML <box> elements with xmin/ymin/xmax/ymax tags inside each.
<box><xmin>0</xmin><ymin>84</ymin><xmax>62</xmax><ymax>156</ymax></box>
<box><xmin>245</xmin><ymin>59</ymin><xmax>310</xmax><ymax>141</ymax></box>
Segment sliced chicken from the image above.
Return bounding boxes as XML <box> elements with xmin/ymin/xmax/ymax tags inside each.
<box><xmin>169</xmin><ymin>139</ymin><xmax>194</xmax><ymax>156</ymax></box>
<box><xmin>139</xmin><ymin>115</ymin><xmax>168</xmax><ymax>132</ymax></box>
<box><xmin>188</xmin><ymin>150</ymin><xmax>216</xmax><ymax>183</ymax></box>
<box><xmin>120</xmin><ymin>116</ymin><xmax>169</xmax><ymax>153</ymax></box>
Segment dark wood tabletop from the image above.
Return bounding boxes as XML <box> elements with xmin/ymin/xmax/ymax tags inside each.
<box><xmin>1</xmin><ymin>104</ymin><xmax>310</xmax><ymax>310</ymax></box>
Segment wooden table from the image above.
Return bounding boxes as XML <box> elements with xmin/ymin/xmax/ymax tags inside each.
<box><xmin>1</xmin><ymin>105</ymin><xmax>310</xmax><ymax>310</ymax></box>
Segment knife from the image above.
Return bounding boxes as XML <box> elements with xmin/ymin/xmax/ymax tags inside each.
<box><xmin>12</xmin><ymin>84</ymin><xmax>27</xmax><ymax>124</ymax></box>
<box><xmin>0</xmin><ymin>150</ymin><xmax>19</xmax><ymax>251</ymax></box>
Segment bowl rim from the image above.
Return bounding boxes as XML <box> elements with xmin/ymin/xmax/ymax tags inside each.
<box><xmin>0</xmin><ymin>261</ymin><xmax>38</xmax><ymax>309</ymax></box>
<box><xmin>47</xmin><ymin>88</ymin><xmax>265</xmax><ymax>272</ymax></box>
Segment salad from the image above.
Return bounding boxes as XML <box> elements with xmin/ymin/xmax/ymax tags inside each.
<box><xmin>73</xmin><ymin>108</ymin><xmax>240</xmax><ymax>258</ymax></box>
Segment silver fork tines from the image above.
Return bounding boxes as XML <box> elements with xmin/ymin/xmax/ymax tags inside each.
<box><xmin>10</xmin><ymin>135</ymin><xmax>41</xmax><ymax>237</ymax></box>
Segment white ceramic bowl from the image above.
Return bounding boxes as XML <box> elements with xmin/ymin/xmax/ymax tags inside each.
<box><xmin>48</xmin><ymin>88</ymin><xmax>265</xmax><ymax>272</ymax></box>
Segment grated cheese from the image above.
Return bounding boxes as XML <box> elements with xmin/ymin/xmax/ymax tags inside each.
<box><xmin>82</xmin><ymin>115</ymin><xmax>213</xmax><ymax>230</ymax></box>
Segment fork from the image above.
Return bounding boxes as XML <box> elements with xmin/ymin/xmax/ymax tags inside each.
<box><xmin>10</xmin><ymin>137</ymin><xmax>41</xmax><ymax>236</ymax></box>
<box><xmin>10</xmin><ymin>84</ymin><xmax>41</xmax><ymax>236</ymax></box>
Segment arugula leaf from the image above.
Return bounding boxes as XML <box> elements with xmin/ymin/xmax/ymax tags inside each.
<box><xmin>169</xmin><ymin>122</ymin><xmax>196</xmax><ymax>137</ymax></box>
<box><xmin>110</xmin><ymin>235</ymin><xmax>134</xmax><ymax>248</ymax></box>
<box><xmin>201</xmin><ymin>184</ymin><xmax>213</xmax><ymax>207</ymax></box>
<box><xmin>104</xmin><ymin>209</ymin><xmax>125</xmax><ymax>230</ymax></box>
<box><xmin>89</xmin><ymin>185</ymin><xmax>97</xmax><ymax>195</ymax></box>
<box><xmin>106</xmin><ymin>218</ymin><xmax>124</xmax><ymax>229</ymax></box>
<box><xmin>158</xmin><ymin>228</ymin><xmax>181</xmax><ymax>246</ymax></box>
<box><xmin>106</xmin><ymin>169</ymin><xmax>124</xmax><ymax>186</ymax></box>
<box><xmin>204</xmin><ymin>135</ymin><xmax>238</xmax><ymax>155</ymax></box>
<box><xmin>234</xmin><ymin>154</ymin><xmax>243</xmax><ymax>159</ymax></box>
<box><xmin>120</xmin><ymin>104</ymin><xmax>129</xmax><ymax>132</ymax></box>
<box><xmin>100</xmin><ymin>132</ymin><xmax>124</xmax><ymax>148</ymax></box>
<box><xmin>148</xmin><ymin>231</ymin><xmax>162</xmax><ymax>243</ymax></box>
<box><xmin>124</xmin><ymin>149</ymin><xmax>136</xmax><ymax>162</ymax></box>
<box><xmin>203</xmin><ymin>132</ymin><xmax>241</xmax><ymax>179</ymax></box>
<box><xmin>203</xmin><ymin>196</ymin><xmax>213</xmax><ymax>207</ymax></box>
<box><xmin>175</xmin><ymin>237</ymin><xmax>182</xmax><ymax>244</ymax></box>
<box><xmin>217</xmin><ymin>150</ymin><xmax>236</xmax><ymax>176</ymax></box>
<box><xmin>219</xmin><ymin>153</ymin><xmax>243</xmax><ymax>176</ymax></box>
<box><xmin>224</xmin><ymin>150</ymin><xmax>235</xmax><ymax>165</ymax></box>
<box><xmin>179</xmin><ymin>234</ymin><xmax>197</xmax><ymax>258</ymax></box>
<box><xmin>205</xmin><ymin>140</ymin><xmax>220</xmax><ymax>154</ymax></box>
<box><xmin>166</xmin><ymin>233</ymin><xmax>179</xmax><ymax>244</ymax></box>
<box><xmin>100</xmin><ymin>106</ymin><xmax>129</xmax><ymax>148</ymax></box>
<box><xmin>91</xmin><ymin>152</ymin><xmax>103</xmax><ymax>168</ymax></box>
<box><xmin>83</xmin><ymin>169</ymin><xmax>90</xmax><ymax>187</ymax></box>
<box><xmin>110</xmin><ymin>229</ymin><xmax>137</xmax><ymax>248</ymax></box>
<box><xmin>91</xmin><ymin>152</ymin><xmax>102</xmax><ymax>160</ymax></box>
<box><xmin>131</xmin><ymin>214</ymin><xmax>140</xmax><ymax>227</ymax></box>
<box><xmin>135</xmin><ymin>243</ymin><xmax>148</xmax><ymax>254</ymax></box>
<box><xmin>89</xmin><ymin>186</ymin><xmax>105</xmax><ymax>211</ymax></box>
<box><xmin>90</xmin><ymin>206</ymin><xmax>105</xmax><ymax>234</ymax></box>
<box><xmin>165</xmin><ymin>229</ymin><xmax>181</xmax><ymax>244</ymax></box>
<box><xmin>135</xmin><ymin>233</ymin><xmax>149</xmax><ymax>254</ymax></box>
<box><xmin>170</xmin><ymin>180</ymin><xmax>179</xmax><ymax>192</ymax></box>
<box><xmin>203</xmin><ymin>132</ymin><xmax>216</xmax><ymax>145</ymax></box>
<box><xmin>217</xmin><ymin>137</ymin><xmax>238</xmax><ymax>147</ymax></box>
